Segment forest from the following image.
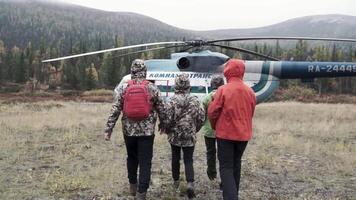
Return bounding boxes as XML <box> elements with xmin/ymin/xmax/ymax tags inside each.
<box><xmin>0</xmin><ymin>0</ymin><xmax>356</xmax><ymax>96</ymax></box>
<box><xmin>1</xmin><ymin>38</ymin><xmax>356</xmax><ymax>95</ymax></box>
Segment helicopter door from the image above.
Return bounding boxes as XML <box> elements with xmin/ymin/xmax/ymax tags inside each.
<box><xmin>153</xmin><ymin>79</ymin><xmax>172</xmax><ymax>98</ymax></box>
<box><xmin>205</xmin><ymin>79</ymin><xmax>209</xmax><ymax>94</ymax></box>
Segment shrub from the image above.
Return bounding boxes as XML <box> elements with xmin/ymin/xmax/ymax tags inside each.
<box><xmin>272</xmin><ymin>86</ymin><xmax>318</xmax><ymax>102</ymax></box>
<box><xmin>82</xmin><ymin>89</ymin><xmax>113</xmax><ymax>96</ymax></box>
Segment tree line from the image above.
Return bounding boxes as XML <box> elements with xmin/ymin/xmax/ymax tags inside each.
<box><xmin>0</xmin><ymin>36</ymin><xmax>175</xmax><ymax>90</ymax></box>
<box><xmin>0</xmin><ymin>38</ymin><xmax>356</xmax><ymax>95</ymax></box>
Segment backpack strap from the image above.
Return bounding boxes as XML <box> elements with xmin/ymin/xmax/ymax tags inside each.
<box><xmin>126</xmin><ymin>80</ymin><xmax>151</xmax><ymax>98</ymax></box>
<box><xmin>124</xmin><ymin>80</ymin><xmax>135</xmax><ymax>99</ymax></box>
<box><xmin>141</xmin><ymin>81</ymin><xmax>151</xmax><ymax>98</ymax></box>
<box><xmin>140</xmin><ymin>80</ymin><xmax>150</xmax><ymax>85</ymax></box>
<box><xmin>126</xmin><ymin>80</ymin><xmax>151</xmax><ymax>99</ymax></box>
<box><xmin>127</xmin><ymin>80</ymin><xmax>135</xmax><ymax>85</ymax></box>
<box><xmin>128</xmin><ymin>80</ymin><xmax>150</xmax><ymax>85</ymax></box>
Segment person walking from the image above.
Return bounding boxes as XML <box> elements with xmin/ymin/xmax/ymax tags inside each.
<box><xmin>162</xmin><ymin>73</ymin><xmax>205</xmax><ymax>199</ymax></box>
<box><xmin>104</xmin><ymin>59</ymin><xmax>166</xmax><ymax>200</ymax></box>
<box><xmin>201</xmin><ymin>75</ymin><xmax>225</xmax><ymax>181</ymax></box>
<box><xmin>208</xmin><ymin>59</ymin><xmax>256</xmax><ymax>200</ymax></box>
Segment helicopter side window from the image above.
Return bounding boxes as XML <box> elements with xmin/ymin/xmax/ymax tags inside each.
<box><xmin>198</xmin><ymin>86</ymin><xmax>205</xmax><ymax>93</ymax></box>
<box><xmin>157</xmin><ymin>85</ymin><xmax>171</xmax><ymax>92</ymax></box>
<box><xmin>148</xmin><ymin>80</ymin><xmax>155</xmax><ymax>84</ymax></box>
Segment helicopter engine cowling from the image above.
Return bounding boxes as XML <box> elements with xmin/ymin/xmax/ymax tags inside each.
<box><xmin>176</xmin><ymin>53</ymin><xmax>228</xmax><ymax>72</ymax></box>
<box><xmin>177</xmin><ymin>57</ymin><xmax>191</xmax><ymax>69</ymax></box>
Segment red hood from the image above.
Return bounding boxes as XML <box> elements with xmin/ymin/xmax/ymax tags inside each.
<box><xmin>223</xmin><ymin>59</ymin><xmax>245</xmax><ymax>81</ymax></box>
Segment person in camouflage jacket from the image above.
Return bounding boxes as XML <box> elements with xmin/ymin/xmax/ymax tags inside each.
<box><xmin>104</xmin><ymin>59</ymin><xmax>165</xmax><ymax>200</ymax></box>
<box><xmin>104</xmin><ymin>60</ymin><xmax>165</xmax><ymax>137</ymax></box>
<box><xmin>162</xmin><ymin>73</ymin><xmax>205</xmax><ymax>198</ymax></box>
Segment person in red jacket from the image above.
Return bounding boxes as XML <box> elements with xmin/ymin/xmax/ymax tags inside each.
<box><xmin>208</xmin><ymin>59</ymin><xmax>256</xmax><ymax>200</ymax></box>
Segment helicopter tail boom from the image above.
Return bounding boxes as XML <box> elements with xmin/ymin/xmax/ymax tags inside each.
<box><xmin>245</xmin><ymin>61</ymin><xmax>356</xmax><ymax>79</ymax></box>
<box><xmin>278</xmin><ymin>61</ymin><xmax>356</xmax><ymax>79</ymax></box>
<box><xmin>244</xmin><ymin>60</ymin><xmax>356</xmax><ymax>103</ymax></box>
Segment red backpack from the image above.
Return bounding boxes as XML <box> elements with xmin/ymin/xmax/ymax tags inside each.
<box><xmin>123</xmin><ymin>80</ymin><xmax>152</xmax><ymax>121</ymax></box>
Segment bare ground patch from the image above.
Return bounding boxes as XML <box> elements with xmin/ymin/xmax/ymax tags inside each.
<box><xmin>0</xmin><ymin>101</ymin><xmax>355</xmax><ymax>199</ymax></box>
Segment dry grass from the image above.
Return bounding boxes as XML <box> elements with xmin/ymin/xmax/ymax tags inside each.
<box><xmin>82</xmin><ymin>89</ymin><xmax>113</xmax><ymax>97</ymax></box>
<box><xmin>0</xmin><ymin>101</ymin><xmax>355</xmax><ymax>200</ymax></box>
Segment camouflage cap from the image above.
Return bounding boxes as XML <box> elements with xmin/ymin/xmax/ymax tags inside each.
<box><xmin>210</xmin><ymin>75</ymin><xmax>225</xmax><ymax>89</ymax></box>
<box><xmin>174</xmin><ymin>73</ymin><xmax>190</xmax><ymax>93</ymax></box>
<box><xmin>131</xmin><ymin>59</ymin><xmax>147</xmax><ymax>79</ymax></box>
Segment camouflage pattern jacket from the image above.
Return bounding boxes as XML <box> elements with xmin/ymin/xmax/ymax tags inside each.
<box><xmin>105</xmin><ymin>79</ymin><xmax>165</xmax><ymax>137</ymax></box>
<box><xmin>164</xmin><ymin>94</ymin><xmax>205</xmax><ymax>147</ymax></box>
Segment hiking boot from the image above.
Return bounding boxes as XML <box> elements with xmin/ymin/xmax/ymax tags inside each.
<box><xmin>208</xmin><ymin>175</ymin><xmax>216</xmax><ymax>181</ymax></box>
<box><xmin>129</xmin><ymin>183</ymin><xmax>137</xmax><ymax>196</ymax></box>
<box><xmin>207</xmin><ymin>171</ymin><xmax>217</xmax><ymax>181</ymax></box>
<box><xmin>173</xmin><ymin>180</ymin><xmax>180</xmax><ymax>190</ymax></box>
<box><xmin>135</xmin><ymin>192</ymin><xmax>146</xmax><ymax>200</ymax></box>
<box><xmin>186</xmin><ymin>182</ymin><xmax>196</xmax><ymax>199</ymax></box>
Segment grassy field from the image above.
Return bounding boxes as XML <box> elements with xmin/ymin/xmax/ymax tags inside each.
<box><xmin>0</xmin><ymin>101</ymin><xmax>355</xmax><ymax>200</ymax></box>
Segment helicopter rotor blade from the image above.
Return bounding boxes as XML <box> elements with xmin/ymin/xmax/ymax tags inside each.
<box><xmin>111</xmin><ymin>44</ymin><xmax>188</xmax><ymax>58</ymax></box>
<box><xmin>42</xmin><ymin>41</ymin><xmax>186</xmax><ymax>63</ymax></box>
<box><xmin>207</xmin><ymin>37</ymin><xmax>356</xmax><ymax>43</ymax></box>
<box><xmin>208</xmin><ymin>43</ymin><xmax>279</xmax><ymax>61</ymax></box>
<box><xmin>179</xmin><ymin>46</ymin><xmax>195</xmax><ymax>52</ymax></box>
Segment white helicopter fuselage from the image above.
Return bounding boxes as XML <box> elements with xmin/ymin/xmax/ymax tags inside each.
<box><xmin>114</xmin><ymin>50</ymin><xmax>356</xmax><ymax>103</ymax></box>
<box><xmin>114</xmin><ymin>60</ymin><xmax>280</xmax><ymax>103</ymax></box>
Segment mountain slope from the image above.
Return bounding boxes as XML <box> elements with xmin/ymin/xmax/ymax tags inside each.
<box><xmin>0</xmin><ymin>0</ymin><xmax>196</xmax><ymax>50</ymax></box>
<box><xmin>0</xmin><ymin>0</ymin><xmax>355</xmax><ymax>52</ymax></box>
<box><xmin>199</xmin><ymin>14</ymin><xmax>356</xmax><ymax>39</ymax></box>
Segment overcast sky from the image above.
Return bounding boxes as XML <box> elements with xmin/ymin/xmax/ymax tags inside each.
<box><xmin>60</xmin><ymin>0</ymin><xmax>356</xmax><ymax>30</ymax></box>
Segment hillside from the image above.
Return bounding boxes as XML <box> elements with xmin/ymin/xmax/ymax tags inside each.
<box><xmin>199</xmin><ymin>14</ymin><xmax>356</xmax><ymax>39</ymax></box>
<box><xmin>0</xmin><ymin>0</ymin><xmax>196</xmax><ymax>50</ymax></box>
<box><xmin>1</xmin><ymin>1</ymin><xmax>356</xmax><ymax>51</ymax></box>
<box><xmin>0</xmin><ymin>0</ymin><xmax>355</xmax><ymax>94</ymax></box>
<box><xmin>1</xmin><ymin>0</ymin><xmax>356</xmax><ymax>51</ymax></box>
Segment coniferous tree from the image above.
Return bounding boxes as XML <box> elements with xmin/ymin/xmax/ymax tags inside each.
<box><xmin>294</xmin><ymin>40</ymin><xmax>308</xmax><ymax>61</ymax></box>
<box><xmin>111</xmin><ymin>35</ymin><xmax>125</xmax><ymax>86</ymax></box>
<box><xmin>86</xmin><ymin>63</ymin><xmax>99</xmax><ymax>90</ymax></box>
<box><xmin>25</xmin><ymin>42</ymin><xmax>34</xmax><ymax>79</ymax></box>
<box><xmin>274</xmin><ymin>40</ymin><xmax>281</xmax><ymax>58</ymax></box>
<box><xmin>76</xmin><ymin>60</ymin><xmax>87</xmax><ymax>90</ymax></box>
<box><xmin>262</xmin><ymin>43</ymin><xmax>268</xmax><ymax>55</ymax></box>
<box><xmin>63</xmin><ymin>61</ymin><xmax>79</xmax><ymax>89</ymax></box>
<box><xmin>0</xmin><ymin>40</ymin><xmax>6</xmax><ymax>81</ymax></box>
<box><xmin>15</xmin><ymin>52</ymin><xmax>26</xmax><ymax>83</ymax></box>
<box><xmin>253</xmin><ymin>43</ymin><xmax>259</xmax><ymax>56</ymax></box>
<box><xmin>100</xmin><ymin>52</ymin><xmax>115</xmax><ymax>87</ymax></box>
<box><xmin>331</xmin><ymin>44</ymin><xmax>338</xmax><ymax>62</ymax></box>
<box><xmin>10</xmin><ymin>46</ymin><xmax>21</xmax><ymax>82</ymax></box>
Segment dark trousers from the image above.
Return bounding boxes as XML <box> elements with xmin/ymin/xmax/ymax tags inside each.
<box><xmin>204</xmin><ymin>136</ymin><xmax>217</xmax><ymax>180</ymax></box>
<box><xmin>217</xmin><ymin>138</ymin><xmax>248</xmax><ymax>200</ymax></box>
<box><xmin>171</xmin><ymin>144</ymin><xmax>195</xmax><ymax>182</ymax></box>
<box><xmin>124</xmin><ymin>135</ymin><xmax>155</xmax><ymax>193</ymax></box>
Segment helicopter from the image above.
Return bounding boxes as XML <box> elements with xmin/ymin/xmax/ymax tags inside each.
<box><xmin>42</xmin><ymin>37</ymin><xmax>356</xmax><ymax>103</ymax></box>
